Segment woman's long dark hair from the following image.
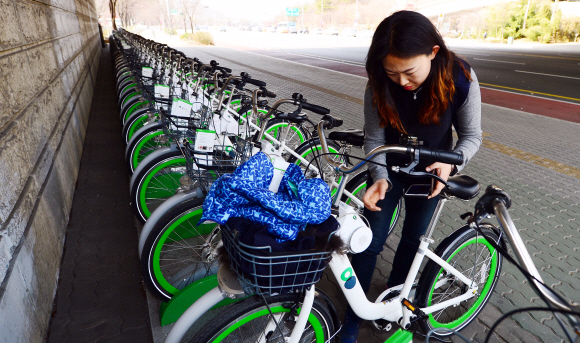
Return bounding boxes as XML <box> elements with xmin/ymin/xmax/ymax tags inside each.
<box><xmin>366</xmin><ymin>11</ymin><xmax>471</xmax><ymax>133</ymax></box>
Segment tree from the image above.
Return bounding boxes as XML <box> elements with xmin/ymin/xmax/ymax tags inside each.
<box><xmin>181</xmin><ymin>0</ymin><xmax>200</xmax><ymax>33</ymax></box>
<box><xmin>117</xmin><ymin>0</ymin><xmax>138</xmax><ymax>27</ymax></box>
<box><xmin>109</xmin><ymin>0</ymin><xmax>118</xmax><ymax>29</ymax></box>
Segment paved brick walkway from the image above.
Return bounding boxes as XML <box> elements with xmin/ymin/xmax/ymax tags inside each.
<box><xmin>158</xmin><ymin>41</ymin><xmax>579</xmax><ymax>343</ymax></box>
<box><xmin>45</xmin><ymin>32</ymin><xmax>580</xmax><ymax>343</ymax></box>
<box><xmin>46</xmin><ymin>46</ymin><xmax>153</xmax><ymax>343</ymax></box>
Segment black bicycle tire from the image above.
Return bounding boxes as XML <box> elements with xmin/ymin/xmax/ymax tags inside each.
<box><xmin>183</xmin><ymin>293</ymin><xmax>335</xmax><ymax>343</ymax></box>
<box><xmin>130</xmin><ymin>149</ymin><xmax>185</xmax><ymax>222</ymax></box>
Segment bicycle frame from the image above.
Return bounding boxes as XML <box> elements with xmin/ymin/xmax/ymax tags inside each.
<box><xmin>327</xmin><ymin>197</ymin><xmax>480</xmax><ymax>328</ymax></box>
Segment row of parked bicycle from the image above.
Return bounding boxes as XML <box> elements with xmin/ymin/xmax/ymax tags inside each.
<box><xmin>109</xmin><ymin>30</ymin><xmax>580</xmax><ymax>343</ymax></box>
<box><xmin>111</xmin><ymin>28</ymin><xmax>381</xmax><ymax>304</ymax></box>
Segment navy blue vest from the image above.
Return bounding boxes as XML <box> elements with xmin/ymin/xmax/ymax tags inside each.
<box><xmin>383</xmin><ymin>58</ymin><xmax>471</xmax><ymax>170</ymax></box>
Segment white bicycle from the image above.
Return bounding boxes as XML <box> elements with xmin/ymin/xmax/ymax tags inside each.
<box><xmin>162</xmin><ymin>114</ymin><xmax>521</xmax><ymax>343</ymax></box>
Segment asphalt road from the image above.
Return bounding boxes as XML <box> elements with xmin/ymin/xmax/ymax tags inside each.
<box><xmin>211</xmin><ymin>31</ymin><xmax>580</xmax><ymax>117</ymax></box>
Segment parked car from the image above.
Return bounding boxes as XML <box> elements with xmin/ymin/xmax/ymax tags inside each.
<box><xmin>339</xmin><ymin>28</ymin><xmax>357</xmax><ymax>37</ymax></box>
<box><xmin>218</xmin><ymin>26</ymin><xmax>227</xmax><ymax>32</ymax></box>
<box><xmin>357</xmin><ymin>30</ymin><xmax>374</xmax><ymax>38</ymax></box>
<box><xmin>276</xmin><ymin>22</ymin><xmax>298</xmax><ymax>34</ymax></box>
<box><xmin>312</xmin><ymin>28</ymin><xmax>323</xmax><ymax>35</ymax></box>
<box><xmin>324</xmin><ymin>28</ymin><xmax>339</xmax><ymax>36</ymax></box>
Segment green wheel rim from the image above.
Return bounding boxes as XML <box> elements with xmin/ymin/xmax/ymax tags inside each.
<box><xmin>124</xmin><ymin>100</ymin><xmax>149</xmax><ymax>123</ymax></box>
<box><xmin>139</xmin><ymin>157</ymin><xmax>187</xmax><ymax>218</ymax></box>
<box><xmin>263</xmin><ymin>122</ymin><xmax>305</xmax><ymax>144</ymax></box>
<box><xmin>127</xmin><ymin>114</ymin><xmax>150</xmax><ymax>142</ymax></box>
<box><xmin>122</xmin><ymin>91</ymin><xmax>141</xmax><ymax>106</ymax></box>
<box><xmin>152</xmin><ymin>206</ymin><xmax>216</xmax><ymax>294</ymax></box>
<box><xmin>211</xmin><ymin>305</ymin><xmax>325</xmax><ymax>342</ymax></box>
<box><xmin>427</xmin><ymin>236</ymin><xmax>499</xmax><ymax>329</ymax></box>
<box><xmin>121</xmin><ymin>82</ymin><xmax>137</xmax><ymax>96</ymax></box>
<box><xmin>132</xmin><ymin>131</ymin><xmax>168</xmax><ymax>170</ymax></box>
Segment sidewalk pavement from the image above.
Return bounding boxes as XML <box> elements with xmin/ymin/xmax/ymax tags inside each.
<box><xmin>46</xmin><ymin>31</ymin><xmax>580</xmax><ymax>343</ymax></box>
<box><xmin>46</xmin><ymin>46</ymin><xmax>153</xmax><ymax>343</ymax></box>
<box><xmin>142</xmin><ymin>34</ymin><xmax>580</xmax><ymax>343</ymax></box>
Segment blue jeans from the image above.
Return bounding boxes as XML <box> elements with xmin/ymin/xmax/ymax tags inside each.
<box><xmin>345</xmin><ymin>174</ymin><xmax>440</xmax><ymax>321</ymax></box>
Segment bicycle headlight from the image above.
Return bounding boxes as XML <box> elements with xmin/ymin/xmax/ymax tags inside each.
<box><xmin>347</xmin><ymin>226</ymin><xmax>373</xmax><ymax>254</ymax></box>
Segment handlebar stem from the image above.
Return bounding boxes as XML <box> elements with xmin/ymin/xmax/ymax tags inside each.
<box><xmin>492</xmin><ymin>199</ymin><xmax>572</xmax><ymax>312</ymax></box>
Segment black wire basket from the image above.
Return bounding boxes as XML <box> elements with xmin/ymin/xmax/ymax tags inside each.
<box><xmin>182</xmin><ymin>136</ymin><xmax>255</xmax><ymax>193</ymax></box>
<box><xmin>221</xmin><ymin>224</ymin><xmax>332</xmax><ymax>296</ymax></box>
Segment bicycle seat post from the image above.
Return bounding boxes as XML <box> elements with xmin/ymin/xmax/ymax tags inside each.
<box><xmin>421</xmin><ymin>197</ymin><xmax>448</xmax><ymax>242</ymax></box>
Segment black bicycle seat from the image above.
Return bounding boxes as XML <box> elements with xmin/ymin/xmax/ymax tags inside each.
<box><xmin>443</xmin><ymin>175</ymin><xmax>480</xmax><ymax>200</ymax></box>
<box><xmin>328</xmin><ymin>129</ymin><xmax>364</xmax><ymax>147</ymax></box>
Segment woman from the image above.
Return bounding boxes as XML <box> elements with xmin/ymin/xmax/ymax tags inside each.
<box><xmin>341</xmin><ymin>11</ymin><xmax>482</xmax><ymax>342</ymax></box>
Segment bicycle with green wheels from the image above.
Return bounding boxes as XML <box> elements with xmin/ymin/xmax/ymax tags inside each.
<box><xmin>127</xmin><ymin>70</ymin><xmax>288</xmax><ymax>223</ymax></box>
<box><xmin>136</xmin><ymin>95</ymin><xmax>397</xmax><ymax>302</ymax></box>
<box><xmin>158</xmin><ymin>112</ymin><xmax>513</xmax><ymax>343</ymax></box>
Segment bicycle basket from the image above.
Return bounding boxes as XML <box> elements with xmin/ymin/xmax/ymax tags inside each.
<box><xmin>221</xmin><ymin>224</ymin><xmax>332</xmax><ymax>296</ymax></box>
<box><xmin>183</xmin><ymin>136</ymin><xmax>255</xmax><ymax>192</ymax></box>
<box><xmin>159</xmin><ymin>99</ymin><xmax>211</xmax><ymax>140</ymax></box>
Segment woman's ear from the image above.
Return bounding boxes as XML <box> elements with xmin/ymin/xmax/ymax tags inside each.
<box><xmin>429</xmin><ymin>45</ymin><xmax>440</xmax><ymax>60</ymax></box>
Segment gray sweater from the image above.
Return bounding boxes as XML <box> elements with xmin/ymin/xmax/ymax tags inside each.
<box><xmin>363</xmin><ymin>69</ymin><xmax>482</xmax><ymax>184</ymax></box>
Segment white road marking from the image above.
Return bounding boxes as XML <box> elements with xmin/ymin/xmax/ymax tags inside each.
<box><xmin>284</xmin><ymin>52</ymin><xmax>366</xmax><ymax>67</ymax></box>
<box><xmin>514</xmin><ymin>70</ymin><xmax>580</xmax><ymax>80</ymax></box>
<box><xmin>236</xmin><ymin>49</ymin><xmax>368</xmax><ymax>80</ymax></box>
<box><xmin>473</xmin><ymin>58</ymin><xmax>525</xmax><ymax>65</ymax></box>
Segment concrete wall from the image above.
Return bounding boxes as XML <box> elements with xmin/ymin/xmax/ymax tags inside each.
<box><xmin>0</xmin><ymin>0</ymin><xmax>101</xmax><ymax>341</ymax></box>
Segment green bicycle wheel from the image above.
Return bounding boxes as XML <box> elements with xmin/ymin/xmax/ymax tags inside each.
<box><xmin>182</xmin><ymin>293</ymin><xmax>335</xmax><ymax>343</ymax></box>
<box><xmin>141</xmin><ymin>197</ymin><xmax>220</xmax><ymax>301</ymax></box>
<box><xmin>130</xmin><ymin>150</ymin><xmax>187</xmax><ymax>223</ymax></box>
<box><xmin>415</xmin><ymin>224</ymin><xmax>503</xmax><ymax>336</ymax></box>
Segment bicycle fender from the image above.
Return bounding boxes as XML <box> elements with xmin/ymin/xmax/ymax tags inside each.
<box><xmin>138</xmin><ymin>190</ymin><xmax>204</xmax><ymax>257</ymax></box>
<box><xmin>164</xmin><ymin>287</ymin><xmax>225</xmax><ymax>343</ymax></box>
<box><xmin>129</xmin><ymin>146</ymin><xmax>172</xmax><ymax>191</ymax></box>
<box><xmin>125</xmin><ymin>122</ymin><xmax>164</xmax><ymax>166</ymax></box>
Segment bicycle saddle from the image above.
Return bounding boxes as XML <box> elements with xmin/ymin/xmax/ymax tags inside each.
<box><xmin>442</xmin><ymin>175</ymin><xmax>480</xmax><ymax>200</ymax></box>
<box><xmin>328</xmin><ymin>129</ymin><xmax>364</xmax><ymax>147</ymax></box>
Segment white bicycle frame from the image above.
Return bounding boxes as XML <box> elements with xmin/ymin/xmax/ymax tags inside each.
<box><xmin>163</xmin><ymin>195</ymin><xmax>480</xmax><ymax>343</ymax></box>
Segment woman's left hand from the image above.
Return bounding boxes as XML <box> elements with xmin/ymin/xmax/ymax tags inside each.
<box><xmin>425</xmin><ymin>162</ymin><xmax>453</xmax><ymax>199</ymax></box>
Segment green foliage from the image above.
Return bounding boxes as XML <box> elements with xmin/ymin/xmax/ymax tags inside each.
<box><xmin>560</xmin><ymin>16</ymin><xmax>580</xmax><ymax>42</ymax></box>
<box><xmin>181</xmin><ymin>31</ymin><xmax>214</xmax><ymax>45</ymax></box>
<box><xmin>483</xmin><ymin>0</ymin><xmax>574</xmax><ymax>43</ymax></box>
<box><xmin>313</xmin><ymin>0</ymin><xmax>355</xmax><ymax>13</ymax></box>
<box><xmin>164</xmin><ymin>28</ymin><xmax>178</xmax><ymax>36</ymax></box>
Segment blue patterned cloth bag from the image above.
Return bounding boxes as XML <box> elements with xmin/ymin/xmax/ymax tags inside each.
<box><xmin>198</xmin><ymin>152</ymin><xmax>331</xmax><ymax>241</ymax></box>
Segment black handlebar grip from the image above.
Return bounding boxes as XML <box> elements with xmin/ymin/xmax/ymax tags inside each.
<box><xmin>246</xmin><ymin>78</ymin><xmax>267</xmax><ymax>87</ymax></box>
<box><xmin>302</xmin><ymin>103</ymin><xmax>330</xmax><ymax>115</ymax></box>
<box><xmin>259</xmin><ymin>88</ymin><xmax>276</xmax><ymax>98</ymax></box>
<box><xmin>417</xmin><ymin>147</ymin><xmax>464</xmax><ymax>165</ymax></box>
<box><xmin>217</xmin><ymin>66</ymin><xmax>232</xmax><ymax>73</ymax></box>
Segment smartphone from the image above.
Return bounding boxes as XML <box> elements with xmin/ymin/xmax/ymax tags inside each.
<box><xmin>404</xmin><ymin>184</ymin><xmax>432</xmax><ymax>198</ymax></box>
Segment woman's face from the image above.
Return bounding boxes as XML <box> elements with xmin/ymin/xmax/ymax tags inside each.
<box><xmin>382</xmin><ymin>46</ymin><xmax>440</xmax><ymax>91</ymax></box>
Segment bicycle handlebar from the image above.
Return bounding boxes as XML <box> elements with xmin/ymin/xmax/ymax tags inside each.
<box><xmin>316</xmin><ymin>118</ymin><xmax>463</xmax><ymax>175</ymax></box>
<box><xmin>416</xmin><ymin>147</ymin><xmax>464</xmax><ymax>165</ymax></box>
<box><xmin>246</xmin><ymin>78</ymin><xmax>266</xmax><ymax>87</ymax></box>
<box><xmin>302</xmin><ymin>103</ymin><xmax>330</xmax><ymax>115</ymax></box>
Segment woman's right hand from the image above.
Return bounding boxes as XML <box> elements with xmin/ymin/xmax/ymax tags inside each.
<box><xmin>363</xmin><ymin>178</ymin><xmax>390</xmax><ymax>211</ymax></box>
